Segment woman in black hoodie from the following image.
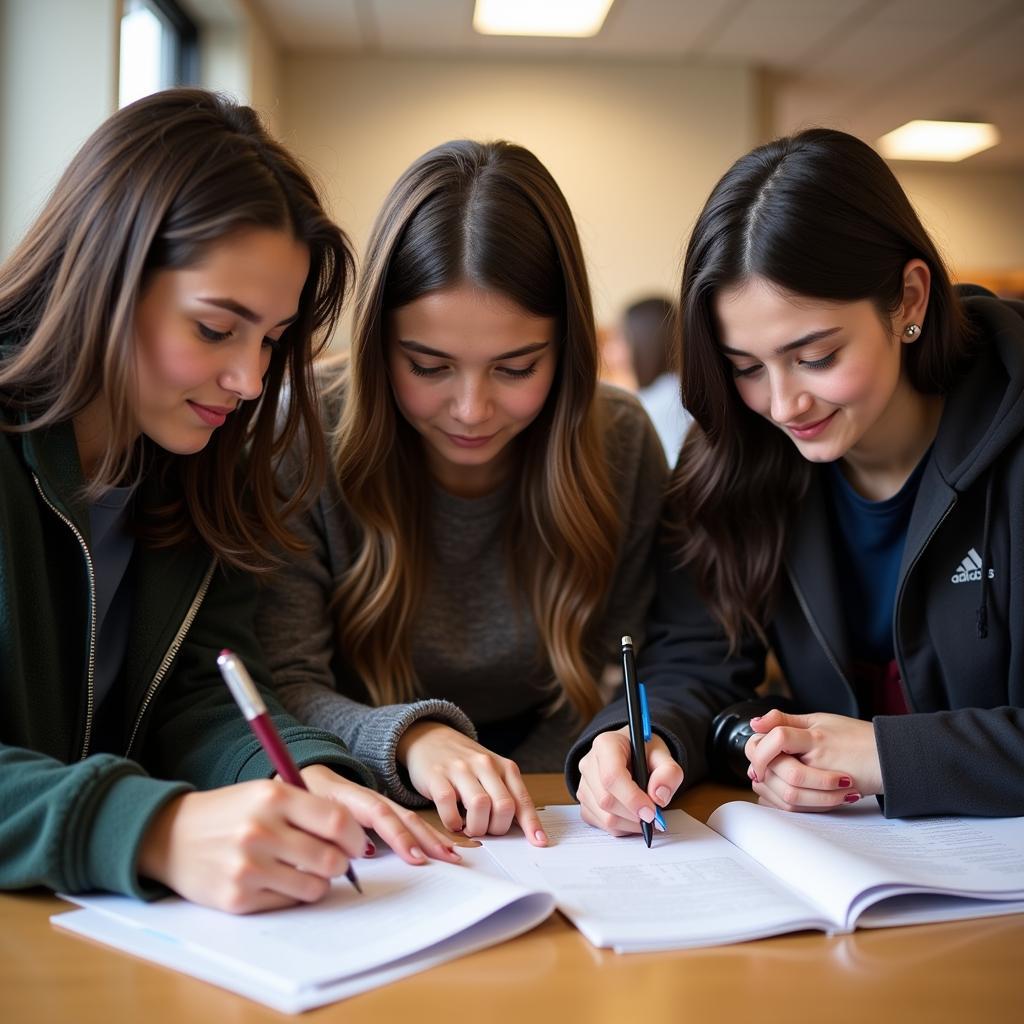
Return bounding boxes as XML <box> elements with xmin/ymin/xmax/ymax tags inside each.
<box><xmin>569</xmin><ymin>128</ymin><xmax>1024</xmax><ymax>828</ymax></box>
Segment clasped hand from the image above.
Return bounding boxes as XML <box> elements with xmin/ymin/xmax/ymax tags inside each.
<box><xmin>743</xmin><ymin>709</ymin><xmax>883</xmax><ymax>811</ymax></box>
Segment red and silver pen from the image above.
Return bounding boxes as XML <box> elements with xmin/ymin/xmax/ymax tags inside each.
<box><xmin>216</xmin><ymin>649</ymin><xmax>362</xmax><ymax>894</ymax></box>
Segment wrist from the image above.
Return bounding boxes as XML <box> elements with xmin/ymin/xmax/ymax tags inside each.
<box><xmin>136</xmin><ymin>793</ymin><xmax>186</xmax><ymax>886</ymax></box>
<box><xmin>396</xmin><ymin>719</ymin><xmax>449</xmax><ymax>764</ymax></box>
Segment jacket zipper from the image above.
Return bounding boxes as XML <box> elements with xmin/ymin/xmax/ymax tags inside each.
<box><xmin>125</xmin><ymin>559</ymin><xmax>216</xmax><ymax>758</ymax></box>
<box><xmin>33</xmin><ymin>475</ymin><xmax>97</xmax><ymax>761</ymax></box>
<box><xmin>785</xmin><ymin>563</ymin><xmax>856</xmax><ymax>702</ymax></box>
<box><xmin>892</xmin><ymin>499</ymin><xmax>957</xmax><ymax>711</ymax></box>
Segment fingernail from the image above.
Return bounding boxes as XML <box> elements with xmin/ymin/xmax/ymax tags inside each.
<box><xmin>655</xmin><ymin>786</ymin><xmax>671</xmax><ymax>805</ymax></box>
<box><xmin>410</xmin><ymin>846</ymin><xmax>425</xmax><ymax>860</ymax></box>
<box><xmin>451</xmin><ymin>824</ymin><xmax>464</xmax><ymax>833</ymax></box>
<box><xmin>638</xmin><ymin>807</ymin><xmax>655</xmax><ymax>823</ymax></box>
<box><xmin>844</xmin><ymin>793</ymin><xmax>861</xmax><ymax>803</ymax></box>
<box><xmin>447</xmin><ymin>846</ymin><xmax>462</xmax><ymax>860</ymax></box>
<box><xmin>838</xmin><ymin>777</ymin><xmax>852</xmax><ymax>789</ymax></box>
<box><xmin>748</xmin><ymin>768</ymin><xmax>759</xmax><ymax>783</ymax></box>
<box><xmin>364</xmin><ymin>841</ymin><xmax>376</xmax><ymax>857</ymax></box>
<box><xmin>535</xmin><ymin>829</ymin><xmax>548</xmax><ymax>843</ymax></box>
<box><xmin>751</xmin><ymin>716</ymin><xmax>762</xmax><ymax>724</ymax></box>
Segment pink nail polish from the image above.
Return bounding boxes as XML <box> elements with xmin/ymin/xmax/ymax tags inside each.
<box><xmin>838</xmin><ymin>777</ymin><xmax>852</xmax><ymax>789</ymax></box>
<box><xmin>844</xmin><ymin>793</ymin><xmax>861</xmax><ymax>803</ymax></box>
<box><xmin>364</xmin><ymin>841</ymin><xmax>376</xmax><ymax>857</ymax></box>
<box><xmin>750</xmin><ymin>716</ymin><xmax>762</xmax><ymax>725</ymax></box>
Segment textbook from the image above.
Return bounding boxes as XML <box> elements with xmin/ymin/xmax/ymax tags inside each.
<box><xmin>482</xmin><ymin>801</ymin><xmax>1024</xmax><ymax>953</ymax></box>
<box><xmin>52</xmin><ymin>851</ymin><xmax>553</xmax><ymax>1014</ymax></box>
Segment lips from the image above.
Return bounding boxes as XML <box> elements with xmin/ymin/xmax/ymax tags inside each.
<box><xmin>188</xmin><ymin>400</ymin><xmax>236</xmax><ymax>428</ymax></box>
<box><xmin>443</xmin><ymin>431</ymin><xmax>497</xmax><ymax>449</ymax></box>
<box><xmin>785</xmin><ymin>411</ymin><xmax>837</xmax><ymax>440</ymax></box>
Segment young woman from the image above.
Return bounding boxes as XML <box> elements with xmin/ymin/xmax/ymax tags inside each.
<box><xmin>0</xmin><ymin>89</ymin><xmax>456</xmax><ymax>913</ymax></box>
<box><xmin>571</xmin><ymin>128</ymin><xmax>1024</xmax><ymax>830</ymax></box>
<box><xmin>258</xmin><ymin>140</ymin><xmax>666</xmax><ymax>844</ymax></box>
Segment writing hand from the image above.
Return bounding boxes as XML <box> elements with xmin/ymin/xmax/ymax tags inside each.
<box><xmin>576</xmin><ymin>725</ymin><xmax>682</xmax><ymax>835</ymax></box>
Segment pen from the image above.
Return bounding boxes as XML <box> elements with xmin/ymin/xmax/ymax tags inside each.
<box><xmin>639</xmin><ymin>682</ymin><xmax>668</xmax><ymax>834</ymax></box>
<box><xmin>216</xmin><ymin>649</ymin><xmax>362</xmax><ymax>894</ymax></box>
<box><xmin>621</xmin><ymin>635</ymin><xmax>653</xmax><ymax>848</ymax></box>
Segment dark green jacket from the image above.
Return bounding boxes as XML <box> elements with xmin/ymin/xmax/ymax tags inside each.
<box><xmin>0</xmin><ymin>408</ymin><xmax>376</xmax><ymax>898</ymax></box>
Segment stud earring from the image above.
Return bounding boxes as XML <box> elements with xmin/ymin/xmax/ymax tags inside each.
<box><xmin>903</xmin><ymin>323</ymin><xmax>920</xmax><ymax>339</ymax></box>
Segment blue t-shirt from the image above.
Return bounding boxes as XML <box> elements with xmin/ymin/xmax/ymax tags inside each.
<box><xmin>825</xmin><ymin>455</ymin><xmax>929</xmax><ymax>664</ymax></box>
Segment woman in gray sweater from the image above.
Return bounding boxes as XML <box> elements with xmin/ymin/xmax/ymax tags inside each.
<box><xmin>258</xmin><ymin>140</ymin><xmax>666</xmax><ymax>845</ymax></box>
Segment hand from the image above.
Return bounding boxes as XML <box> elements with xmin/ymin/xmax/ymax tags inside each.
<box><xmin>299</xmin><ymin>765</ymin><xmax>462</xmax><ymax>866</ymax></box>
<box><xmin>137</xmin><ymin>779</ymin><xmax>369</xmax><ymax>914</ymax></box>
<box><xmin>576</xmin><ymin>725</ymin><xmax>683</xmax><ymax>836</ymax></box>
<box><xmin>398</xmin><ymin>722</ymin><xmax>547</xmax><ymax>846</ymax></box>
<box><xmin>744</xmin><ymin>709</ymin><xmax>883</xmax><ymax>812</ymax></box>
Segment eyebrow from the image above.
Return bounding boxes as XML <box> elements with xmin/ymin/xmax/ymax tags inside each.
<box><xmin>721</xmin><ymin>327</ymin><xmax>841</xmax><ymax>358</ymax></box>
<box><xmin>398</xmin><ymin>340</ymin><xmax>550</xmax><ymax>361</ymax></box>
<box><xmin>198</xmin><ymin>297</ymin><xmax>299</xmax><ymax>328</ymax></box>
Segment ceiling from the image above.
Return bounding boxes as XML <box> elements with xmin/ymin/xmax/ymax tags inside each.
<box><xmin>245</xmin><ymin>0</ymin><xmax>1024</xmax><ymax>168</ymax></box>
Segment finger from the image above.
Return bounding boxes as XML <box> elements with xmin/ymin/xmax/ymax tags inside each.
<box><xmin>759</xmin><ymin>753</ymin><xmax>854</xmax><ymax>793</ymax></box>
<box><xmin>646</xmin><ymin>741</ymin><xmax>684</xmax><ymax>806</ymax></box>
<box><xmin>474</xmin><ymin>762</ymin><xmax>518</xmax><ymax>836</ymax></box>
<box><xmin>750</xmin><ymin>709</ymin><xmax>816</xmax><ymax>733</ymax></box>
<box><xmin>280</xmin><ymin>788</ymin><xmax>368</xmax><ymax>860</ymax></box>
<box><xmin>370</xmin><ymin>801</ymin><xmax>461</xmax><ymax>864</ymax></box>
<box><xmin>746</xmin><ymin>727</ymin><xmax>815</xmax><ymax>783</ymax></box>
<box><xmin>428</xmin><ymin>778</ymin><xmax>465</xmax><ymax>834</ymax></box>
<box><xmin>577</xmin><ymin>775</ymin><xmax>642</xmax><ymax>836</ymax></box>
<box><xmin>503</xmin><ymin>768</ymin><xmax>547</xmax><ymax>846</ymax></box>
<box><xmin>756</xmin><ymin>770</ymin><xmax>861</xmax><ymax>812</ymax></box>
<box><xmin>591</xmin><ymin>733</ymin><xmax>657</xmax><ymax>827</ymax></box>
<box><xmin>267</xmin><ymin>824</ymin><xmax>355</xmax><ymax>881</ymax></box>
<box><xmin>449</xmin><ymin>768</ymin><xmax>491</xmax><ymax>838</ymax></box>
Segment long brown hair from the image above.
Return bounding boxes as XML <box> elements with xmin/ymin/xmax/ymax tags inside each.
<box><xmin>671</xmin><ymin>128</ymin><xmax>973</xmax><ymax>648</ymax></box>
<box><xmin>333</xmin><ymin>140</ymin><xmax>619</xmax><ymax>718</ymax></box>
<box><xmin>0</xmin><ymin>88</ymin><xmax>353</xmax><ymax>570</ymax></box>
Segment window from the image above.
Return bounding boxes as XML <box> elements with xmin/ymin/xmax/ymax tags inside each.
<box><xmin>119</xmin><ymin>0</ymin><xmax>198</xmax><ymax>108</ymax></box>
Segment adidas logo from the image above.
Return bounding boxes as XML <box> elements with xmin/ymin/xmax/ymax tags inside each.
<box><xmin>951</xmin><ymin>547</ymin><xmax>995</xmax><ymax>584</ymax></box>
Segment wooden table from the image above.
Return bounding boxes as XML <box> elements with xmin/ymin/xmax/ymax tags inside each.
<box><xmin>2</xmin><ymin>775</ymin><xmax>1021</xmax><ymax>1023</ymax></box>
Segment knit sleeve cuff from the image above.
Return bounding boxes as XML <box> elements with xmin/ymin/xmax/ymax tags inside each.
<box><xmin>355</xmin><ymin>700</ymin><xmax>478</xmax><ymax>807</ymax></box>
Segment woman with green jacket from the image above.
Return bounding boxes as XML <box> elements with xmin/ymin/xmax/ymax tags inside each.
<box><xmin>0</xmin><ymin>89</ymin><xmax>456</xmax><ymax>913</ymax></box>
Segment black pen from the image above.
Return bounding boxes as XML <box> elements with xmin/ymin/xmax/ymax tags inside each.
<box><xmin>621</xmin><ymin>635</ymin><xmax>654</xmax><ymax>848</ymax></box>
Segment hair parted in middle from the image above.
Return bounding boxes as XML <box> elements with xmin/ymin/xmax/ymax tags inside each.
<box><xmin>669</xmin><ymin>126</ymin><xmax>974</xmax><ymax>650</ymax></box>
<box><xmin>331</xmin><ymin>139</ymin><xmax>619</xmax><ymax>717</ymax></box>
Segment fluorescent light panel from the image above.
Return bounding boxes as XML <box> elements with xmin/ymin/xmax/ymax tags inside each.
<box><xmin>474</xmin><ymin>0</ymin><xmax>614</xmax><ymax>38</ymax></box>
<box><xmin>877</xmin><ymin>120</ymin><xmax>1000</xmax><ymax>162</ymax></box>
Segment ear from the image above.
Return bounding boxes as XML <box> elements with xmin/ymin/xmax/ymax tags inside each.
<box><xmin>898</xmin><ymin>259</ymin><xmax>931</xmax><ymax>344</ymax></box>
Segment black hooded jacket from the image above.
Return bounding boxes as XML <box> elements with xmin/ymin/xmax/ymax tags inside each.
<box><xmin>567</xmin><ymin>292</ymin><xmax>1024</xmax><ymax>818</ymax></box>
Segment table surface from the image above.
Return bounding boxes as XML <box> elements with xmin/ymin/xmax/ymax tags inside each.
<box><xmin>2</xmin><ymin>775</ymin><xmax>1021</xmax><ymax>1024</ymax></box>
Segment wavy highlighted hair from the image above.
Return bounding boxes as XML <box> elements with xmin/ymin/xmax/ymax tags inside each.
<box><xmin>332</xmin><ymin>140</ymin><xmax>619</xmax><ymax>718</ymax></box>
<box><xmin>0</xmin><ymin>88</ymin><xmax>353</xmax><ymax>570</ymax></box>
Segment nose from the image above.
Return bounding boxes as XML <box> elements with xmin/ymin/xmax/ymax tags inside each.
<box><xmin>219</xmin><ymin>338</ymin><xmax>269</xmax><ymax>402</ymax></box>
<box><xmin>768</xmin><ymin>370</ymin><xmax>812</xmax><ymax>424</ymax></box>
<box><xmin>450</xmin><ymin>374</ymin><xmax>492</xmax><ymax>427</ymax></box>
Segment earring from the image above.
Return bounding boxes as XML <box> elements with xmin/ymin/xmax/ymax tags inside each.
<box><xmin>903</xmin><ymin>323</ymin><xmax>921</xmax><ymax>339</ymax></box>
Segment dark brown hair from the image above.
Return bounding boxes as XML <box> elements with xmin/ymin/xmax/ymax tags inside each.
<box><xmin>332</xmin><ymin>139</ymin><xmax>619</xmax><ymax>717</ymax></box>
<box><xmin>0</xmin><ymin>88</ymin><xmax>353</xmax><ymax>570</ymax></box>
<box><xmin>671</xmin><ymin>127</ymin><xmax>972</xmax><ymax>647</ymax></box>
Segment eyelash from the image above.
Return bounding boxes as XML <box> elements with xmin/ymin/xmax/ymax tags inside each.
<box><xmin>198</xmin><ymin>323</ymin><xmax>282</xmax><ymax>353</ymax></box>
<box><xmin>731</xmin><ymin>352</ymin><xmax>837</xmax><ymax>377</ymax></box>
<box><xmin>407</xmin><ymin>361</ymin><xmax>538</xmax><ymax>379</ymax></box>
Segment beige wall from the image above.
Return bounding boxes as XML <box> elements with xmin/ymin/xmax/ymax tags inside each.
<box><xmin>894</xmin><ymin>165</ymin><xmax>1024</xmax><ymax>279</ymax></box>
<box><xmin>280</xmin><ymin>54</ymin><xmax>760</xmax><ymax>333</ymax></box>
<box><xmin>0</xmin><ymin>0</ymin><xmax>119</xmax><ymax>255</ymax></box>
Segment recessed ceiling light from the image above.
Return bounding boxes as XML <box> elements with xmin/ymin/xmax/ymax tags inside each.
<box><xmin>473</xmin><ymin>0</ymin><xmax>614</xmax><ymax>38</ymax></box>
<box><xmin>876</xmin><ymin>120</ymin><xmax>1000</xmax><ymax>162</ymax></box>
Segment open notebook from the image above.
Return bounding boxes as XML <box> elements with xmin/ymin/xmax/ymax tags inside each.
<box><xmin>52</xmin><ymin>850</ymin><xmax>552</xmax><ymax>1014</ymax></box>
<box><xmin>483</xmin><ymin>800</ymin><xmax>1024</xmax><ymax>953</ymax></box>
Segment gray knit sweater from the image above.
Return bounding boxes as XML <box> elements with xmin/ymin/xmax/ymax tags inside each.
<box><xmin>257</xmin><ymin>383</ymin><xmax>667</xmax><ymax>805</ymax></box>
